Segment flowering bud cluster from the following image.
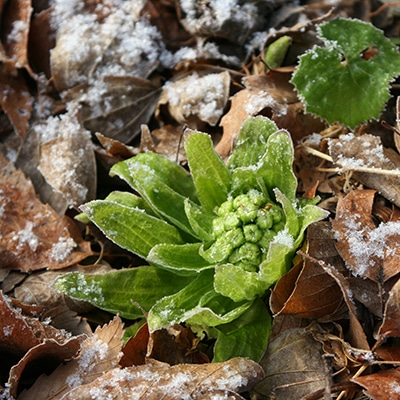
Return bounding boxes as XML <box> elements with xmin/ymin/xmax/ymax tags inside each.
<box><xmin>202</xmin><ymin>189</ymin><xmax>284</xmax><ymax>271</ymax></box>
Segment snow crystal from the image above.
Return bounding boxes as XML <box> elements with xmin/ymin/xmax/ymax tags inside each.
<box><xmin>66</xmin><ymin>337</ymin><xmax>109</xmax><ymax>388</ymax></box>
<box><xmin>164</xmin><ymin>72</ymin><xmax>229</xmax><ymax>124</ymax></box>
<box><xmin>50</xmin><ymin>237</ymin><xmax>76</xmax><ymax>262</ymax></box>
<box><xmin>8</xmin><ymin>19</ymin><xmax>29</xmax><ymax>43</ymax></box>
<box><xmin>12</xmin><ymin>221</ymin><xmax>39</xmax><ymax>252</ymax></box>
<box><xmin>339</xmin><ymin>216</ymin><xmax>400</xmax><ymax>277</ymax></box>
<box><xmin>3</xmin><ymin>325</ymin><xmax>13</xmax><ymax>337</ymax></box>
<box><xmin>245</xmin><ymin>91</ymin><xmax>288</xmax><ymax>117</ymax></box>
<box><xmin>272</xmin><ymin>229</ymin><xmax>294</xmax><ymax>248</ymax></box>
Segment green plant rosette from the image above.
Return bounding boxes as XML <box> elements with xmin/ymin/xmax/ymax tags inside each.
<box><xmin>55</xmin><ymin>116</ymin><xmax>328</xmax><ymax>361</ymax></box>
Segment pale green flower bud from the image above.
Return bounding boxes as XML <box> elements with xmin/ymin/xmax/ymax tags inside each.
<box><xmin>259</xmin><ymin>229</ymin><xmax>276</xmax><ymax>249</ymax></box>
<box><xmin>243</xmin><ymin>224</ymin><xmax>262</xmax><ymax>243</ymax></box>
<box><xmin>247</xmin><ymin>189</ymin><xmax>266</xmax><ymax>207</ymax></box>
<box><xmin>224</xmin><ymin>227</ymin><xmax>245</xmax><ymax>249</ymax></box>
<box><xmin>229</xmin><ymin>242</ymin><xmax>260</xmax><ymax>271</ymax></box>
<box><xmin>212</xmin><ymin>217</ymin><xmax>226</xmax><ymax>237</ymax></box>
<box><xmin>224</xmin><ymin>212</ymin><xmax>241</xmax><ymax>230</ymax></box>
<box><xmin>217</xmin><ymin>199</ymin><xmax>234</xmax><ymax>217</ymax></box>
<box><xmin>256</xmin><ymin>210</ymin><xmax>273</xmax><ymax>230</ymax></box>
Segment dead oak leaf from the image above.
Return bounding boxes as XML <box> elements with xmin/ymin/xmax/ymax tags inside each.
<box><xmin>332</xmin><ymin>190</ymin><xmax>400</xmax><ymax>283</ymax></box>
<box><xmin>252</xmin><ymin>327</ymin><xmax>329</xmax><ymax>400</ymax></box>
<box><xmin>328</xmin><ymin>133</ymin><xmax>400</xmax><ymax>208</ymax></box>
<box><xmin>0</xmin><ymin>157</ymin><xmax>93</xmax><ymax>271</ymax></box>
<box><xmin>352</xmin><ymin>368</ymin><xmax>400</xmax><ymax>400</ymax></box>
<box><xmin>270</xmin><ymin>221</ymin><xmax>347</xmax><ymax>320</ymax></box>
<box><xmin>62</xmin><ymin>357</ymin><xmax>264</xmax><ymax>400</ymax></box>
<box><xmin>18</xmin><ymin>316</ymin><xmax>124</xmax><ymax>400</ymax></box>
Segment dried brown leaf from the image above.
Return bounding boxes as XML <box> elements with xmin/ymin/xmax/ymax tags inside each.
<box><xmin>352</xmin><ymin>368</ymin><xmax>400</xmax><ymax>400</ymax></box>
<box><xmin>252</xmin><ymin>327</ymin><xmax>330</xmax><ymax>399</ymax></box>
<box><xmin>329</xmin><ymin>133</ymin><xmax>400</xmax><ymax>208</ymax></box>
<box><xmin>0</xmin><ymin>67</ymin><xmax>33</xmax><ymax>139</ymax></box>
<box><xmin>18</xmin><ymin>316</ymin><xmax>124</xmax><ymax>400</ymax></box>
<box><xmin>377</xmin><ymin>278</ymin><xmax>400</xmax><ymax>339</ymax></box>
<box><xmin>158</xmin><ymin>71</ymin><xmax>230</xmax><ymax>127</ymax></box>
<box><xmin>62</xmin><ymin>357</ymin><xmax>264</xmax><ymax>400</ymax></box>
<box><xmin>332</xmin><ymin>190</ymin><xmax>400</xmax><ymax>283</ymax></box>
<box><xmin>69</xmin><ymin>76</ymin><xmax>162</xmax><ymax>143</ymax></box>
<box><xmin>1</xmin><ymin>0</ymin><xmax>32</xmax><ymax>71</ymax></box>
<box><xmin>36</xmin><ymin>102</ymin><xmax>97</xmax><ymax>207</ymax></box>
<box><xmin>147</xmin><ymin>324</ymin><xmax>210</xmax><ymax>365</ymax></box>
<box><xmin>0</xmin><ymin>157</ymin><xmax>93</xmax><ymax>271</ymax></box>
<box><xmin>270</xmin><ymin>221</ymin><xmax>346</xmax><ymax>320</ymax></box>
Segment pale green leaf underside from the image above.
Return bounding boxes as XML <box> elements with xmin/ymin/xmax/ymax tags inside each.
<box><xmin>147</xmin><ymin>242</ymin><xmax>213</xmax><ymax>274</ymax></box>
<box><xmin>185</xmin><ymin>132</ymin><xmax>230</xmax><ymax>212</ymax></box>
<box><xmin>227</xmin><ymin>116</ymin><xmax>279</xmax><ymax>170</ymax></box>
<box><xmin>80</xmin><ymin>200</ymin><xmax>183</xmax><ymax>259</ymax></box>
<box><xmin>54</xmin><ymin>267</ymin><xmax>192</xmax><ymax>319</ymax></box>
<box><xmin>291</xmin><ymin>18</ymin><xmax>400</xmax><ymax>128</ymax></box>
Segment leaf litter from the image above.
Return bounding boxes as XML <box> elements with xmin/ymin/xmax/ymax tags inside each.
<box><xmin>2</xmin><ymin>0</ymin><xmax>400</xmax><ymax>399</ymax></box>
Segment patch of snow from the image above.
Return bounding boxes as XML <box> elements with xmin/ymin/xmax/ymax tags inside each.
<box><xmin>8</xmin><ymin>19</ymin><xmax>30</xmax><ymax>43</ymax></box>
<box><xmin>272</xmin><ymin>228</ymin><xmax>294</xmax><ymax>248</ymax></box>
<box><xmin>337</xmin><ymin>216</ymin><xmax>400</xmax><ymax>277</ymax></box>
<box><xmin>246</xmin><ymin>90</ymin><xmax>288</xmax><ymax>117</ymax></box>
<box><xmin>50</xmin><ymin>236</ymin><xmax>76</xmax><ymax>262</ymax></box>
<box><xmin>12</xmin><ymin>221</ymin><xmax>39</xmax><ymax>252</ymax></box>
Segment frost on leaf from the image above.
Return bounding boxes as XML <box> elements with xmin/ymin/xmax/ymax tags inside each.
<box><xmin>0</xmin><ymin>156</ymin><xmax>93</xmax><ymax>271</ymax></box>
<box><xmin>34</xmin><ymin>101</ymin><xmax>96</xmax><ymax>208</ymax></box>
<box><xmin>328</xmin><ymin>133</ymin><xmax>400</xmax><ymax>208</ymax></box>
<box><xmin>332</xmin><ymin>190</ymin><xmax>400</xmax><ymax>282</ymax></box>
<box><xmin>158</xmin><ymin>71</ymin><xmax>230</xmax><ymax>127</ymax></box>
<box><xmin>62</xmin><ymin>357</ymin><xmax>264</xmax><ymax>400</ymax></box>
<box><xmin>291</xmin><ymin>17</ymin><xmax>400</xmax><ymax>128</ymax></box>
<box><xmin>18</xmin><ymin>316</ymin><xmax>124</xmax><ymax>400</ymax></box>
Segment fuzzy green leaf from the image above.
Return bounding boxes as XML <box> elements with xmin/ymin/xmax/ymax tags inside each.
<box><xmin>258</xmin><ymin>130</ymin><xmax>297</xmax><ymax>202</ymax></box>
<box><xmin>147</xmin><ymin>270</ymin><xmax>252</xmax><ymax>331</ymax></box>
<box><xmin>184</xmin><ymin>198</ymin><xmax>214</xmax><ymax>241</ymax></box>
<box><xmin>291</xmin><ymin>17</ymin><xmax>400</xmax><ymax>128</ymax></box>
<box><xmin>54</xmin><ymin>267</ymin><xmax>192</xmax><ymax>319</ymax></box>
<box><xmin>227</xmin><ymin>116</ymin><xmax>279</xmax><ymax>170</ymax></box>
<box><xmin>214</xmin><ymin>264</ymin><xmax>266</xmax><ymax>301</ymax></box>
<box><xmin>147</xmin><ymin>242</ymin><xmax>213</xmax><ymax>275</ymax></box>
<box><xmin>213</xmin><ymin>299</ymin><xmax>271</xmax><ymax>362</ymax></box>
<box><xmin>81</xmin><ymin>200</ymin><xmax>183</xmax><ymax>259</ymax></box>
<box><xmin>104</xmin><ymin>191</ymin><xmax>156</xmax><ymax>216</ymax></box>
<box><xmin>111</xmin><ymin>153</ymin><xmax>198</xmax><ymax>236</ymax></box>
<box><xmin>185</xmin><ymin>132</ymin><xmax>230</xmax><ymax>212</ymax></box>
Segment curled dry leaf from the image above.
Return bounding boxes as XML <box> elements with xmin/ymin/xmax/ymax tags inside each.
<box><xmin>328</xmin><ymin>133</ymin><xmax>400</xmax><ymax>208</ymax></box>
<box><xmin>270</xmin><ymin>221</ymin><xmax>347</xmax><ymax>320</ymax></box>
<box><xmin>0</xmin><ymin>66</ymin><xmax>34</xmax><ymax>139</ymax></box>
<box><xmin>18</xmin><ymin>316</ymin><xmax>123</xmax><ymax>400</ymax></box>
<box><xmin>35</xmin><ymin>102</ymin><xmax>97</xmax><ymax>208</ymax></box>
<box><xmin>377</xmin><ymin>278</ymin><xmax>400</xmax><ymax>339</ymax></box>
<box><xmin>332</xmin><ymin>189</ymin><xmax>400</xmax><ymax>283</ymax></box>
<box><xmin>158</xmin><ymin>71</ymin><xmax>230</xmax><ymax>127</ymax></box>
<box><xmin>67</xmin><ymin>76</ymin><xmax>162</xmax><ymax>143</ymax></box>
<box><xmin>252</xmin><ymin>327</ymin><xmax>330</xmax><ymax>399</ymax></box>
<box><xmin>1</xmin><ymin>0</ymin><xmax>32</xmax><ymax>71</ymax></box>
<box><xmin>0</xmin><ymin>291</ymin><xmax>83</xmax><ymax>398</ymax></box>
<box><xmin>352</xmin><ymin>368</ymin><xmax>400</xmax><ymax>400</ymax></box>
<box><xmin>62</xmin><ymin>357</ymin><xmax>264</xmax><ymax>400</ymax></box>
<box><xmin>0</xmin><ymin>156</ymin><xmax>93</xmax><ymax>271</ymax></box>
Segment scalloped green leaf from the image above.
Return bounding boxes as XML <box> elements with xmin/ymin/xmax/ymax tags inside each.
<box><xmin>185</xmin><ymin>131</ymin><xmax>230</xmax><ymax>212</ymax></box>
<box><xmin>54</xmin><ymin>267</ymin><xmax>192</xmax><ymax>319</ymax></box>
<box><xmin>291</xmin><ymin>17</ymin><xmax>400</xmax><ymax>128</ymax></box>
<box><xmin>81</xmin><ymin>200</ymin><xmax>183</xmax><ymax>259</ymax></box>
